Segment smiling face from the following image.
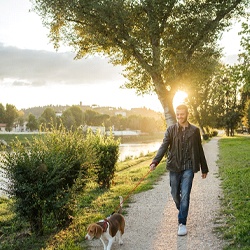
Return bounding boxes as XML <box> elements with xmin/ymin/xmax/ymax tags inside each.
<box><xmin>176</xmin><ymin>106</ymin><xmax>189</xmax><ymax>127</ymax></box>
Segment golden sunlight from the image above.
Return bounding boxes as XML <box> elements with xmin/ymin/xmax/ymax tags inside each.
<box><xmin>172</xmin><ymin>91</ymin><xmax>188</xmax><ymax>111</ymax></box>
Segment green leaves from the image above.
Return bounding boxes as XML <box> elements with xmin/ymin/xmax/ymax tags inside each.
<box><xmin>0</xmin><ymin>126</ymin><xmax>90</xmax><ymax>234</ymax></box>
<box><xmin>0</xmin><ymin>125</ymin><xmax>121</xmax><ymax>235</ymax></box>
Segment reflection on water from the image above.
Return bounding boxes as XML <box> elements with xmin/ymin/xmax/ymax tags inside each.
<box><xmin>119</xmin><ymin>141</ymin><xmax>162</xmax><ymax>161</ymax></box>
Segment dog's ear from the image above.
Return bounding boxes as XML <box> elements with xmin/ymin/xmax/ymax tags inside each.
<box><xmin>95</xmin><ymin>224</ymin><xmax>103</xmax><ymax>239</ymax></box>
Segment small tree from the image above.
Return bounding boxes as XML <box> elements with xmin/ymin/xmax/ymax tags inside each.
<box><xmin>88</xmin><ymin>129</ymin><xmax>120</xmax><ymax>189</ymax></box>
<box><xmin>39</xmin><ymin>107</ymin><xmax>56</xmax><ymax>130</ymax></box>
<box><xmin>26</xmin><ymin>113</ymin><xmax>39</xmax><ymax>131</ymax></box>
<box><xmin>5</xmin><ymin>104</ymin><xmax>18</xmax><ymax>132</ymax></box>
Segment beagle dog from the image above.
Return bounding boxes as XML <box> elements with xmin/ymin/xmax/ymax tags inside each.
<box><xmin>85</xmin><ymin>197</ymin><xmax>125</xmax><ymax>250</ymax></box>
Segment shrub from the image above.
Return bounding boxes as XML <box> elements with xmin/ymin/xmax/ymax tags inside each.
<box><xmin>211</xmin><ymin>130</ymin><xmax>218</xmax><ymax>136</ymax></box>
<box><xmin>88</xmin><ymin>130</ymin><xmax>120</xmax><ymax>189</ymax></box>
<box><xmin>202</xmin><ymin>134</ymin><xmax>210</xmax><ymax>140</ymax></box>
<box><xmin>0</xmin><ymin>126</ymin><xmax>93</xmax><ymax>235</ymax></box>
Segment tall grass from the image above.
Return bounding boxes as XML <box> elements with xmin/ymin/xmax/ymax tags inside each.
<box><xmin>218</xmin><ymin>136</ymin><xmax>250</xmax><ymax>250</ymax></box>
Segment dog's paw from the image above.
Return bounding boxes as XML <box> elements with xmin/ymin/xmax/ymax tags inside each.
<box><xmin>119</xmin><ymin>240</ymin><xmax>123</xmax><ymax>245</ymax></box>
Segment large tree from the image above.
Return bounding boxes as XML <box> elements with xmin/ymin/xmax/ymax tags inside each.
<box><xmin>32</xmin><ymin>0</ymin><xmax>249</xmax><ymax>126</ymax></box>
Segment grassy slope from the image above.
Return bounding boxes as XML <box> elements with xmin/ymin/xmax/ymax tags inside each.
<box><xmin>217</xmin><ymin>136</ymin><xmax>250</xmax><ymax>250</ymax></box>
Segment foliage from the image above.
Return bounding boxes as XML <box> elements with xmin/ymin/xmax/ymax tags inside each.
<box><xmin>84</xmin><ymin>109</ymin><xmax>110</xmax><ymax>126</ymax></box>
<box><xmin>0</xmin><ymin>126</ymin><xmax>92</xmax><ymax>235</ymax></box>
<box><xmin>61</xmin><ymin>105</ymin><xmax>84</xmax><ymax>131</ymax></box>
<box><xmin>217</xmin><ymin>136</ymin><xmax>250</xmax><ymax>249</ymax></box>
<box><xmin>214</xmin><ymin>65</ymin><xmax>244</xmax><ymax>136</ymax></box>
<box><xmin>238</xmin><ymin>18</ymin><xmax>250</xmax><ymax>130</ymax></box>
<box><xmin>239</xmin><ymin>19</ymin><xmax>250</xmax><ymax>94</ymax></box>
<box><xmin>243</xmin><ymin>99</ymin><xmax>250</xmax><ymax>129</ymax></box>
<box><xmin>190</xmin><ymin>64</ymin><xmax>244</xmax><ymax>136</ymax></box>
<box><xmin>0</xmin><ymin>103</ymin><xmax>6</xmax><ymax>122</ymax></box>
<box><xmin>0</xmin><ymin>104</ymin><xmax>19</xmax><ymax>132</ymax></box>
<box><xmin>31</xmin><ymin>0</ymin><xmax>249</xmax><ymax>126</ymax></box>
<box><xmin>88</xmin><ymin>129</ymin><xmax>120</xmax><ymax>189</ymax></box>
<box><xmin>26</xmin><ymin>113</ymin><xmax>39</xmax><ymax>131</ymax></box>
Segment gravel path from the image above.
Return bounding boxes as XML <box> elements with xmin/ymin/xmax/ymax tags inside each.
<box><xmin>87</xmin><ymin>137</ymin><xmax>225</xmax><ymax>250</ymax></box>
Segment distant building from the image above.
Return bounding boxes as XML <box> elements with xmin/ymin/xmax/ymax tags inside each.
<box><xmin>0</xmin><ymin>123</ymin><xmax>7</xmax><ymax>132</ymax></box>
<box><xmin>55</xmin><ymin>112</ymin><xmax>63</xmax><ymax>117</ymax></box>
<box><xmin>115</xmin><ymin>111</ymin><xmax>126</xmax><ymax>117</ymax></box>
<box><xmin>109</xmin><ymin>130</ymin><xmax>141</xmax><ymax>136</ymax></box>
<box><xmin>81</xmin><ymin>125</ymin><xmax>105</xmax><ymax>134</ymax></box>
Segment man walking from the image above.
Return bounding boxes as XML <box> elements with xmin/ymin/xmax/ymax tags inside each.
<box><xmin>150</xmin><ymin>104</ymin><xmax>208</xmax><ymax>236</ymax></box>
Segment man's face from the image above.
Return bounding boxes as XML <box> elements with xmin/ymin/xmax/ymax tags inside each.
<box><xmin>176</xmin><ymin>108</ymin><xmax>188</xmax><ymax>125</ymax></box>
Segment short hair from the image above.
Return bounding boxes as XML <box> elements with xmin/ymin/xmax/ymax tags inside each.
<box><xmin>176</xmin><ymin>104</ymin><xmax>188</xmax><ymax>113</ymax></box>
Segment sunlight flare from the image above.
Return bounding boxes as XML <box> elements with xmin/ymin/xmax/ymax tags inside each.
<box><xmin>173</xmin><ymin>91</ymin><xmax>188</xmax><ymax>111</ymax></box>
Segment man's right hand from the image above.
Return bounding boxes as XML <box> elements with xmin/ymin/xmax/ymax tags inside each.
<box><xmin>150</xmin><ymin>163</ymin><xmax>156</xmax><ymax>171</ymax></box>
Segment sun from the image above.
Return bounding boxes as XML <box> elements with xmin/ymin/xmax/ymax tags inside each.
<box><xmin>173</xmin><ymin>91</ymin><xmax>188</xmax><ymax>111</ymax></box>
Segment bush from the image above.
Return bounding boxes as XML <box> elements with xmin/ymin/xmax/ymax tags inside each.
<box><xmin>202</xmin><ymin>134</ymin><xmax>210</xmax><ymax>140</ymax></box>
<box><xmin>88</xmin><ymin>130</ymin><xmax>120</xmax><ymax>189</ymax></box>
<box><xmin>0</xmin><ymin>126</ymin><xmax>93</xmax><ymax>235</ymax></box>
<box><xmin>211</xmin><ymin>130</ymin><xmax>218</xmax><ymax>136</ymax></box>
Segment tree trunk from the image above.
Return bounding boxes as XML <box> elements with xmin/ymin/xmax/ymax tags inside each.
<box><xmin>153</xmin><ymin>77</ymin><xmax>176</xmax><ymax>127</ymax></box>
<box><xmin>192</xmin><ymin>105</ymin><xmax>206</xmax><ymax>135</ymax></box>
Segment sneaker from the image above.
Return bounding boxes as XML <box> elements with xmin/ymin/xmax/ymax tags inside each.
<box><xmin>178</xmin><ymin>223</ymin><xmax>187</xmax><ymax>236</ymax></box>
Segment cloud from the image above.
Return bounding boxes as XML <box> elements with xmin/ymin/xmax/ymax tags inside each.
<box><xmin>0</xmin><ymin>44</ymin><xmax>124</xmax><ymax>86</ymax></box>
<box><xmin>12</xmin><ymin>80</ymin><xmax>31</xmax><ymax>86</ymax></box>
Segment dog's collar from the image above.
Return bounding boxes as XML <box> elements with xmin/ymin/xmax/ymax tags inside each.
<box><xmin>103</xmin><ymin>219</ymin><xmax>109</xmax><ymax>232</ymax></box>
<box><xmin>97</xmin><ymin>219</ymin><xmax>109</xmax><ymax>232</ymax></box>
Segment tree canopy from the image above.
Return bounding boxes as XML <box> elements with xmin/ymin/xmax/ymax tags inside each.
<box><xmin>32</xmin><ymin>0</ymin><xmax>249</xmax><ymax>126</ymax></box>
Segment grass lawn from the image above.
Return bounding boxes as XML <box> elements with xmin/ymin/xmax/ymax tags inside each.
<box><xmin>217</xmin><ymin>135</ymin><xmax>250</xmax><ymax>250</ymax></box>
<box><xmin>0</xmin><ymin>133</ymin><xmax>45</xmax><ymax>146</ymax></box>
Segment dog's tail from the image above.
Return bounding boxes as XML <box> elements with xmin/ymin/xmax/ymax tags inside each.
<box><xmin>117</xmin><ymin>196</ymin><xmax>123</xmax><ymax>214</ymax></box>
<box><xmin>110</xmin><ymin>196</ymin><xmax>123</xmax><ymax>216</ymax></box>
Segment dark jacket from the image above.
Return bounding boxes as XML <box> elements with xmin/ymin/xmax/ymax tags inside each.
<box><xmin>152</xmin><ymin>123</ymin><xmax>208</xmax><ymax>173</ymax></box>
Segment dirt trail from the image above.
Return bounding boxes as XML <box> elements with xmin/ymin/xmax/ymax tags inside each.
<box><xmin>87</xmin><ymin>137</ymin><xmax>225</xmax><ymax>250</ymax></box>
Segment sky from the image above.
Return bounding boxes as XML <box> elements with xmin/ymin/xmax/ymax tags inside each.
<box><xmin>0</xmin><ymin>0</ymin><xmax>244</xmax><ymax>112</ymax></box>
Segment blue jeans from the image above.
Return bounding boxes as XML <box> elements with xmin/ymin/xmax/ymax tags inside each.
<box><xmin>170</xmin><ymin>169</ymin><xmax>194</xmax><ymax>225</ymax></box>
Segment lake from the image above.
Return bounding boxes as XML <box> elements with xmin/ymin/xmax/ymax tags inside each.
<box><xmin>119</xmin><ymin>141</ymin><xmax>162</xmax><ymax>161</ymax></box>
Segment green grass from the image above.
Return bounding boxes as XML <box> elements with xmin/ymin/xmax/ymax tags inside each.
<box><xmin>217</xmin><ymin>135</ymin><xmax>250</xmax><ymax>250</ymax></box>
<box><xmin>0</xmin><ymin>134</ymin><xmax>46</xmax><ymax>151</ymax></box>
